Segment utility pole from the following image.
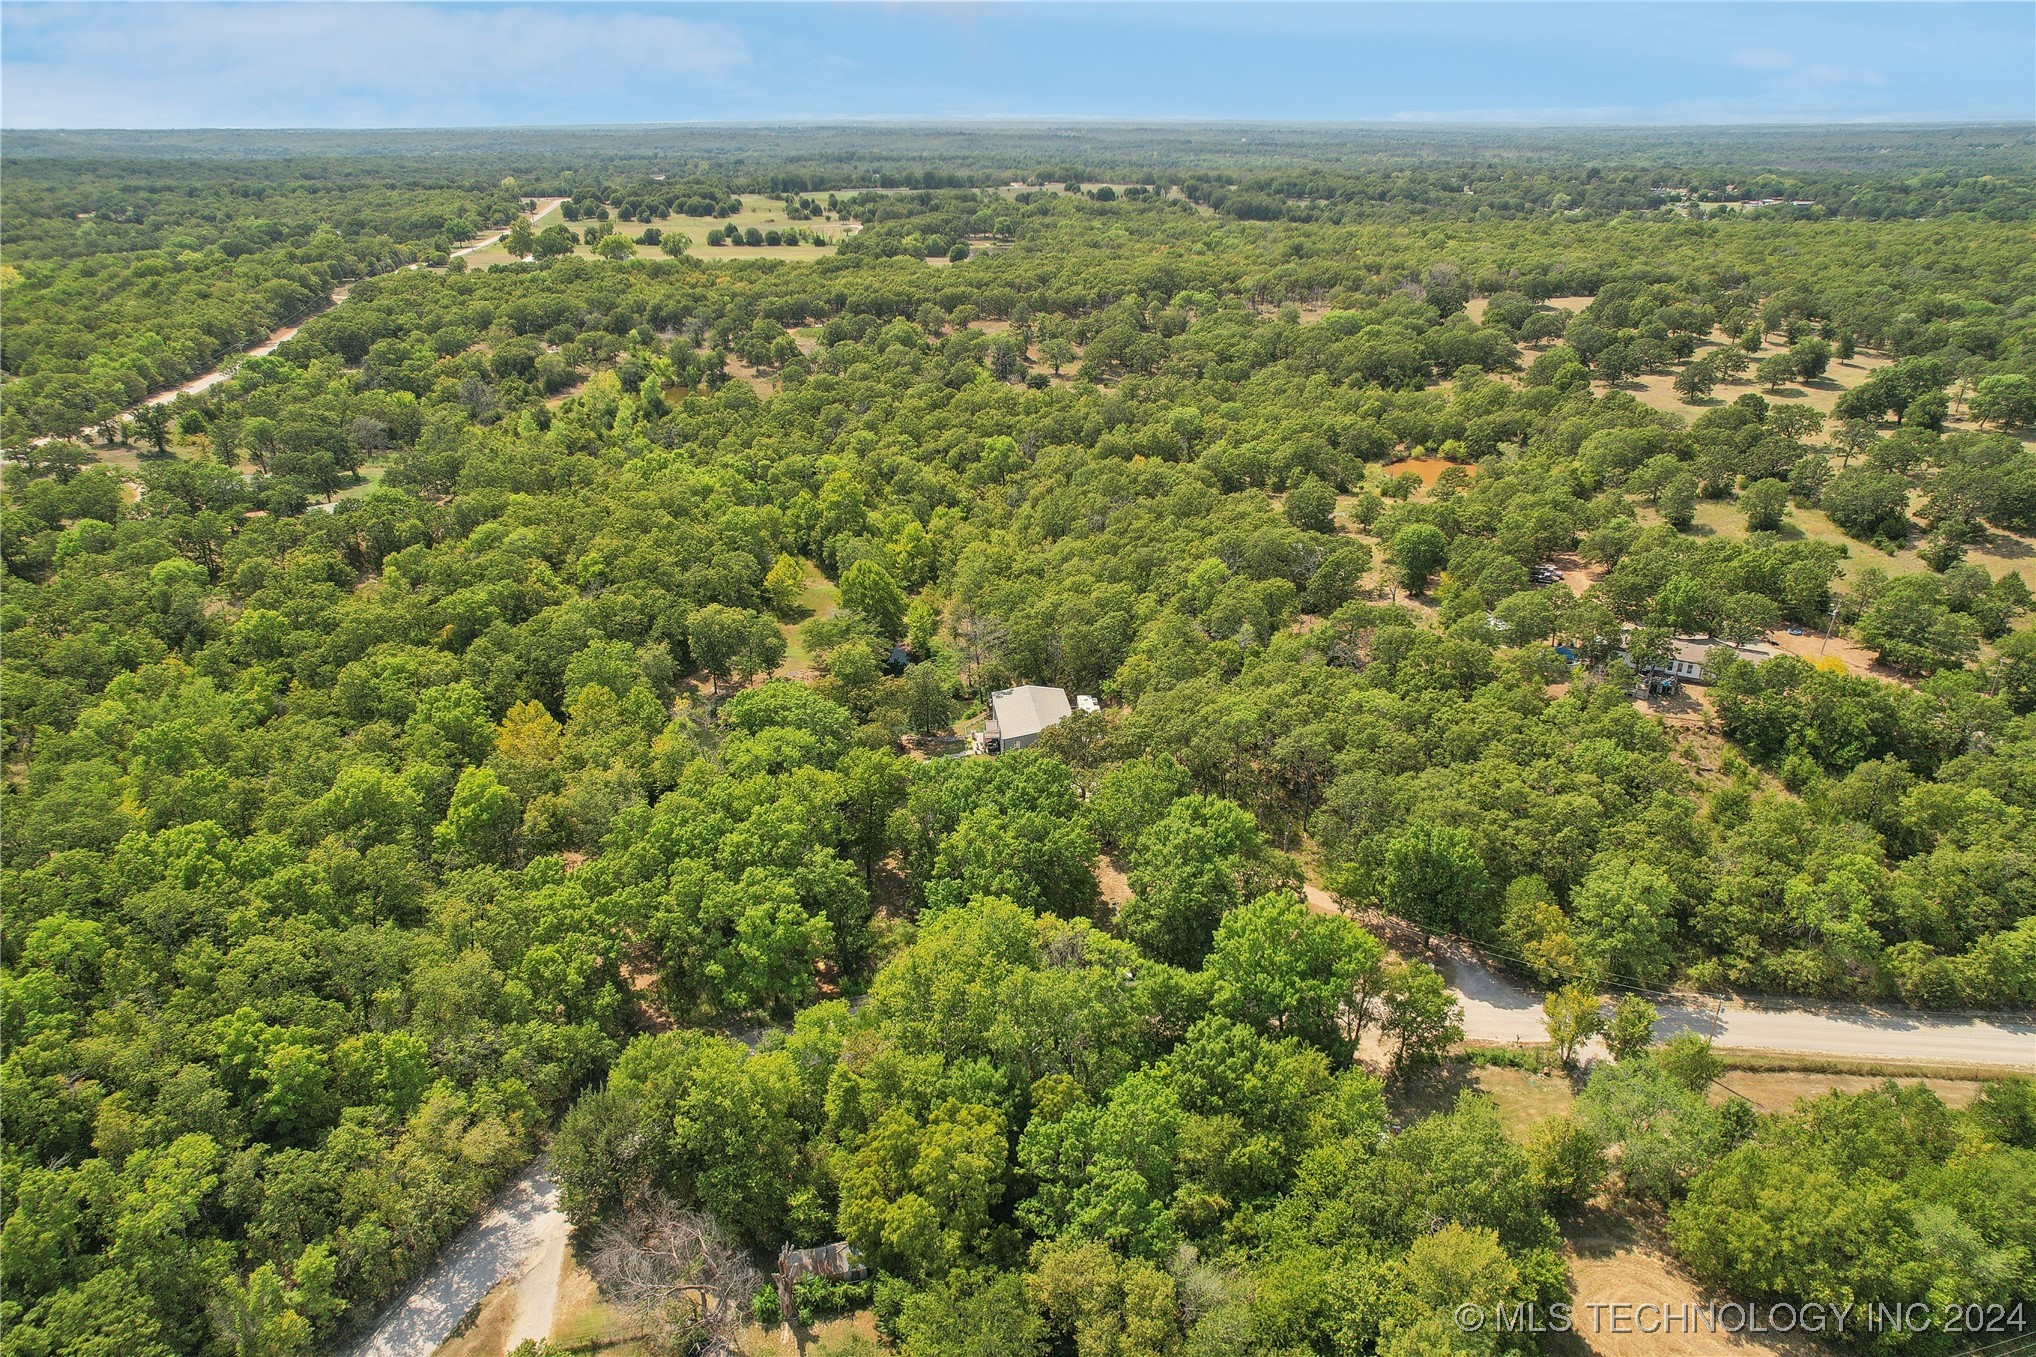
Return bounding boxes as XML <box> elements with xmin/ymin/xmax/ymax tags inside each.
<box><xmin>1819</xmin><ymin>600</ymin><xmax>1839</xmax><ymax>658</ymax></box>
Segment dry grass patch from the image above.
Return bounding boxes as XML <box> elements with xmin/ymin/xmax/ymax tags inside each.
<box><xmin>792</xmin><ymin>1310</ymin><xmax>881</xmax><ymax>1355</ymax></box>
<box><xmin>434</xmin><ymin>1276</ymin><xmax>521</xmax><ymax>1357</ymax></box>
<box><xmin>542</xmin><ymin>1251</ymin><xmax>654</xmax><ymax>1355</ymax></box>
<box><xmin>1717</xmin><ymin>1048</ymin><xmax>2023</xmax><ymax>1083</ymax></box>
<box><xmin>1759</xmin><ymin>624</ymin><xmax>1912</xmax><ymax>687</ymax></box>
<box><xmin>1096</xmin><ymin>854</ymin><xmax>1134</xmax><ymax>912</ymax></box>
<box><xmin>1547</xmin><ymin>550</ymin><xmax>1607</xmax><ymax>598</ymax></box>
<box><xmin>1708</xmin><ymin>1070</ymin><xmax>1989</xmax><ymax>1114</ymax></box>
<box><xmin>1476</xmin><ymin>1065</ymin><xmax>1579</xmax><ymax>1140</ymax></box>
<box><xmin>694</xmin><ymin>241</ymin><xmax>839</xmax><ymax>263</ymax></box>
<box><xmin>1386</xmin><ymin>1060</ymin><xmax>1576</xmax><ymax>1138</ymax></box>
<box><xmin>1556</xmin><ymin>1209</ymin><xmax>1821</xmax><ymax>1357</ymax></box>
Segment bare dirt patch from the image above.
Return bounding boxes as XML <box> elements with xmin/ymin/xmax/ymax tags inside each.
<box><xmin>1096</xmin><ymin>854</ymin><xmax>1134</xmax><ymax>913</ymax></box>
<box><xmin>722</xmin><ymin>357</ymin><xmax>777</xmax><ymax>397</ymax></box>
<box><xmin>1556</xmin><ymin>1209</ymin><xmax>1821</xmax><ymax>1357</ymax></box>
<box><xmin>1633</xmin><ymin>686</ymin><xmax>1712</xmax><ymax>732</ymax></box>
<box><xmin>1759</xmin><ymin>626</ymin><xmax>1911</xmax><ymax>687</ymax></box>
<box><xmin>1382</xmin><ymin>456</ymin><xmax>1478</xmax><ymax>490</ymax></box>
<box><xmin>542</xmin><ymin>379</ymin><xmax>588</xmax><ymax>409</ymax></box>
<box><xmin>1547</xmin><ymin>551</ymin><xmax>1606</xmax><ymax>598</ymax></box>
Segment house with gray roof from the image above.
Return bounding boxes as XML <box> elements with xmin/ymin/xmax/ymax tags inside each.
<box><xmin>984</xmin><ymin>685</ymin><xmax>1071</xmax><ymax>753</ymax></box>
<box><xmin>1618</xmin><ymin>632</ymin><xmax>1775</xmax><ymax>688</ymax></box>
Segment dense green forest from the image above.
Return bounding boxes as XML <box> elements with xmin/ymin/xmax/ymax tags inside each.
<box><xmin>8</xmin><ymin>121</ymin><xmax>2034</xmax><ymax>436</ymax></box>
<box><xmin>3</xmin><ymin>130</ymin><xmax>2034</xmax><ymax>1356</ymax></box>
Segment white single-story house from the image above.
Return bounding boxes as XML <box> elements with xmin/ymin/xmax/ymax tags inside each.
<box><xmin>1618</xmin><ymin>633</ymin><xmax>1775</xmax><ymax>686</ymax></box>
<box><xmin>985</xmin><ymin>685</ymin><xmax>1072</xmax><ymax>753</ymax></box>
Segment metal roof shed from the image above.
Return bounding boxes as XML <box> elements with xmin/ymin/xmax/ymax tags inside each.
<box><xmin>985</xmin><ymin>685</ymin><xmax>1071</xmax><ymax>753</ymax></box>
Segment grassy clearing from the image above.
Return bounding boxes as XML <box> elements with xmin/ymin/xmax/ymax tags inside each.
<box><xmin>1388</xmin><ymin>1059</ymin><xmax>1577</xmax><ymax>1138</ymax></box>
<box><xmin>1681</xmin><ymin>468</ymin><xmax>2036</xmax><ymax>593</ymax></box>
<box><xmin>327</xmin><ymin>461</ymin><xmax>390</xmax><ymax>504</ymax></box>
<box><xmin>469</xmin><ymin>195</ymin><xmax>851</xmax><ymax>268</ymax></box>
<box><xmin>453</xmin><ymin>197</ymin><xmax>570</xmax><ymax>267</ymax></box>
<box><xmin>1615</xmin><ymin>349</ymin><xmax>1896</xmax><ymax>425</ymax></box>
<box><xmin>1711</xmin><ymin>1069</ymin><xmax>1990</xmax><ymax>1113</ymax></box>
<box><xmin>991</xmin><ymin>181</ymin><xmax>1148</xmax><ymax>199</ymax></box>
<box><xmin>773</xmin><ymin>560</ymin><xmax>838</xmax><ymax>679</ymax></box>
<box><xmin>1392</xmin><ymin>1052</ymin><xmax>2003</xmax><ymax>1145</ymax></box>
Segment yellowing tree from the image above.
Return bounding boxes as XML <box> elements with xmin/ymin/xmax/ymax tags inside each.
<box><xmin>491</xmin><ymin>700</ymin><xmax>561</xmax><ymax>801</ymax></box>
<box><xmin>764</xmin><ymin>554</ymin><xmax>806</xmax><ymax>616</ymax></box>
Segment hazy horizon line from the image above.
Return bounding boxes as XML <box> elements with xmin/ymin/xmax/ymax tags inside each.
<box><xmin>11</xmin><ymin>116</ymin><xmax>2033</xmax><ymax>133</ymax></box>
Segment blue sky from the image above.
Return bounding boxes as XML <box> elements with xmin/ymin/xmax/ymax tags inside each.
<box><xmin>2</xmin><ymin>2</ymin><xmax>2030</xmax><ymax>129</ymax></box>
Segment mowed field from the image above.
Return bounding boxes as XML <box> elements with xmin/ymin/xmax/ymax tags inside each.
<box><xmin>991</xmin><ymin>180</ymin><xmax>1148</xmax><ymax>199</ymax></box>
<box><xmin>459</xmin><ymin>194</ymin><xmax>850</xmax><ymax>268</ymax></box>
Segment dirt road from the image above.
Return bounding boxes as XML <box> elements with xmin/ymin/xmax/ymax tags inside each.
<box><xmin>1433</xmin><ymin>936</ymin><xmax>2034</xmax><ymax>1068</ymax></box>
<box><xmin>451</xmin><ymin>198</ymin><xmax>569</xmax><ymax>259</ymax></box>
<box><xmin>356</xmin><ymin>893</ymin><xmax>2021</xmax><ymax>1356</ymax></box>
<box><xmin>342</xmin><ymin>1159</ymin><xmax>568</xmax><ymax>1357</ymax></box>
<box><xmin>19</xmin><ymin>286</ymin><xmax>354</xmax><ymax>457</ymax></box>
<box><xmin>1300</xmin><ymin>885</ymin><xmax>2033</xmax><ymax>1070</ymax></box>
<box><xmin>150</xmin><ymin>286</ymin><xmax>350</xmax><ymax>403</ymax></box>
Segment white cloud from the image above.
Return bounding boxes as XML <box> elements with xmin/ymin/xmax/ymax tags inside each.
<box><xmin>2</xmin><ymin>3</ymin><xmax>753</xmax><ymax>128</ymax></box>
<box><xmin>1731</xmin><ymin>47</ymin><xmax>1796</xmax><ymax>72</ymax></box>
<box><xmin>1795</xmin><ymin>63</ymin><xmax>1886</xmax><ymax>89</ymax></box>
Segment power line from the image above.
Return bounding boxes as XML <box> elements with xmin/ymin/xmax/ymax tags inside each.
<box><xmin>1955</xmin><ymin>1326</ymin><xmax>2036</xmax><ymax>1357</ymax></box>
